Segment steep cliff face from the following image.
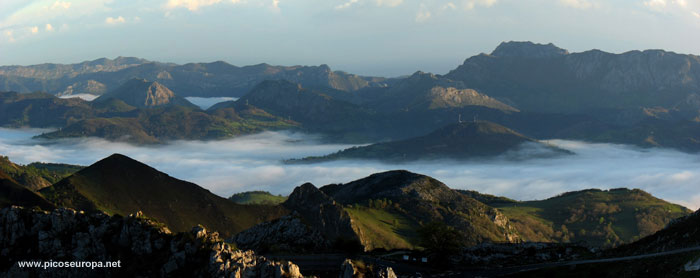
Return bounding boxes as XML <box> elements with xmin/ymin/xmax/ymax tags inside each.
<box><xmin>234</xmin><ymin>182</ymin><xmax>366</xmax><ymax>252</ymax></box>
<box><xmin>0</xmin><ymin>206</ymin><xmax>303</xmax><ymax>278</ymax></box>
<box><xmin>282</xmin><ymin>183</ymin><xmax>363</xmax><ymax>246</ymax></box>
<box><xmin>233</xmin><ymin>213</ymin><xmax>331</xmax><ymax>252</ymax></box>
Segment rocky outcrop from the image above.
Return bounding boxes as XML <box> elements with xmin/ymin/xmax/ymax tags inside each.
<box><xmin>233</xmin><ymin>183</ymin><xmax>364</xmax><ymax>253</ymax></box>
<box><xmin>283</xmin><ymin>183</ymin><xmax>362</xmax><ymax>245</ymax></box>
<box><xmin>58</xmin><ymin>80</ymin><xmax>107</xmax><ymax>96</ymax></box>
<box><xmin>339</xmin><ymin>259</ymin><xmax>397</xmax><ymax>278</ymax></box>
<box><xmin>233</xmin><ymin>213</ymin><xmax>331</xmax><ymax>252</ymax></box>
<box><xmin>427</xmin><ymin>86</ymin><xmax>518</xmax><ymax>112</ymax></box>
<box><xmin>0</xmin><ymin>206</ymin><xmax>303</xmax><ymax>277</ymax></box>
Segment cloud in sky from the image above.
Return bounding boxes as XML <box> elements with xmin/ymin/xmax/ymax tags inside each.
<box><xmin>641</xmin><ymin>0</ymin><xmax>700</xmax><ymax>22</ymax></box>
<box><xmin>45</xmin><ymin>23</ymin><xmax>54</xmax><ymax>31</ymax></box>
<box><xmin>4</xmin><ymin>30</ymin><xmax>15</xmax><ymax>43</ymax></box>
<box><xmin>441</xmin><ymin>2</ymin><xmax>457</xmax><ymax>10</ymax></box>
<box><xmin>105</xmin><ymin>16</ymin><xmax>126</xmax><ymax>25</ymax></box>
<box><xmin>30</xmin><ymin>26</ymin><xmax>39</xmax><ymax>34</ymax></box>
<box><xmin>165</xmin><ymin>0</ymin><xmax>244</xmax><ymax>11</ymax></box>
<box><xmin>376</xmin><ymin>0</ymin><xmax>403</xmax><ymax>7</ymax></box>
<box><xmin>51</xmin><ymin>1</ymin><xmax>72</xmax><ymax>10</ymax></box>
<box><xmin>643</xmin><ymin>0</ymin><xmax>695</xmax><ymax>11</ymax></box>
<box><xmin>560</xmin><ymin>0</ymin><xmax>598</xmax><ymax>10</ymax></box>
<box><xmin>464</xmin><ymin>0</ymin><xmax>498</xmax><ymax>10</ymax></box>
<box><xmin>644</xmin><ymin>0</ymin><xmax>667</xmax><ymax>9</ymax></box>
<box><xmin>335</xmin><ymin>0</ymin><xmax>359</xmax><ymax>10</ymax></box>
<box><xmin>415</xmin><ymin>4</ymin><xmax>431</xmax><ymax>22</ymax></box>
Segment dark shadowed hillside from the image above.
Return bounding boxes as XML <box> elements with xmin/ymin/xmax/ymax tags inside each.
<box><xmin>39</xmin><ymin>154</ymin><xmax>287</xmax><ymax>237</ymax></box>
<box><xmin>0</xmin><ymin>170</ymin><xmax>55</xmax><ymax>210</ymax></box>
<box><xmin>293</xmin><ymin>121</ymin><xmax>568</xmax><ymax>162</ymax></box>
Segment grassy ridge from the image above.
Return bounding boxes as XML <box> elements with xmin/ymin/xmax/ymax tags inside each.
<box><xmin>0</xmin><ymin>156</ymin><xmax>82</xmax><ymax>191</ymax></box>
<box><xmin>229</xmin><ymin>191</ymin><xmax>287</xmax><ymax>205</ymax></box>
<box><xmin>40</xmin><ymin>105</ymin><xmax>297</xmax><ymax>144</ymax></box>
<box><xmin>492</xmin><ymin>188</ymin><xmax>691</xmax><ymax>247</ymax></box>
<box><xmin>345</xmin><ymin>205</ymin><xmax>421</xmax><ymax>250</ymax></box>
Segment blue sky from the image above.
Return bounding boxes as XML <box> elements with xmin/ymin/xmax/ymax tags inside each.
<box><xmin>1</xmin><ymin>0</ymin><xmax>700</xmax><ymax>76</ymax></box>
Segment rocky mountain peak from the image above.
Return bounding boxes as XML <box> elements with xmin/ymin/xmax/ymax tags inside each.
<box><xmin>284</xmin><ymin>182</ymin><xmax>335</xmax><ymax>211</ymax></box>
<box><xmin>94</xmin><ymin>78</ymin><xmax>193</xmax><ymax>108</ymax></box>
<box><xmin>491</xmin><ymin>41</ymin><xmax>569</xmax><ymax>58</ymax></box>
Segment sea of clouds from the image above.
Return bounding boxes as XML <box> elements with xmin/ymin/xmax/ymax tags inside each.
<box><xmin>185</xmin><ymin>97</ymin><xmax>238</xmax><ymax>109</ymax></box>
<box><xmin>1</xmin><ymin>128</ymin><xmax>699</xmax><ymax>210</ymax></box>
<box><xmin>57</xmin><ymin>95</ymin><xmax>236</xmax><ymax>110</ymax></box>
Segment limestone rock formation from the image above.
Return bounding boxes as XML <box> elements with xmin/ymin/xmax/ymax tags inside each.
<box><xmin>0</xmin><ymin>206</ymin><xmax>303</xmax><ymax>278</ymax></box>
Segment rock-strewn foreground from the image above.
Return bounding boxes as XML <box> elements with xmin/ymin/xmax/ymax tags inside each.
<box><xmin>0</xmin><ymin>206</ymin><xmax>302</xmax><ymax>278</ymax></box>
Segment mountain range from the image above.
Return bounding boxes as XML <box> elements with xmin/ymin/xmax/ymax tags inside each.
<box><xmin>0</xmin><ymin>153</ymin><xmax>698</xmax><ymax>276</ymax></box>
<box><xmin>0</xmin><ymin>57</ymin><xmax>387</xmax><ymax>97</ymax></box>
<box><xmin>2</xmin><ymin>41</ymin><xmax>700</xmax><ymax>153</ymax></box>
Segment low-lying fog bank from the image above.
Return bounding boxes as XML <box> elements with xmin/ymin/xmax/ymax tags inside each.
<box><xmin>1</xmin><ymin>128</ymin><xmax>698</xmax><ymax>209</ymax></box>
<box><xmin>185</xmin><ymin>97</ymin><xmax>238</xmax><ymax>109</ymax></box>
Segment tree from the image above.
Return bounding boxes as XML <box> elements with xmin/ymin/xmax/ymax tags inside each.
<box><xmin>418</xmin><ymin>222</ymin><xmax>464</xmax><ymax>258</ymax></box>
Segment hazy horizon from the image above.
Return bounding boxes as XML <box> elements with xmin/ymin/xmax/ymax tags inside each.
<box><xmin>3</xmin><ymin>0</ymin><xmax>700</xmax><ymax>76</ymax></box>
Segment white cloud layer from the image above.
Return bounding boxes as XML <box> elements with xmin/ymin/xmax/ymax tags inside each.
<box><xmin>184</xmin><ymin>97</ymin><xmax>238</xmax><ymax>109</ymax></box>
<box><xmin>1</xmin><ymin>129</ymin><xmax>700</xmax><ymax>210</ymax></box>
